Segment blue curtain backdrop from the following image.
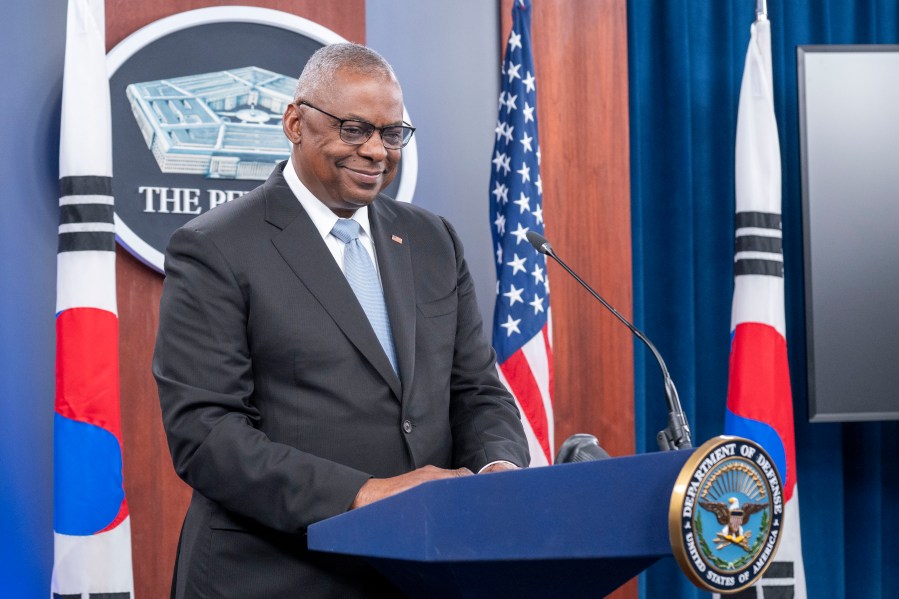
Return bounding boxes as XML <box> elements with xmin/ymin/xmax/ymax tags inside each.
<box><xmin>627</xmin><ymin>1</ymin><xmax>899</xmax><ymax>598</ymax></box>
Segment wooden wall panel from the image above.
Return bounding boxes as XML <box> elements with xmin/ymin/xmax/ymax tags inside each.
<box><xmin>502</xmin><ymin>1</ymin><xmax>635</xmax><ymax>597</ymax></box>
<box><xmin>106</xmin><ymin>0</ymin><xmax>366</xmax><ymax>48</ymax></box>
<box><xmin>107</xmin><ymin>3</ymin><xmax>364</xmax><ymax>596</ymax></box>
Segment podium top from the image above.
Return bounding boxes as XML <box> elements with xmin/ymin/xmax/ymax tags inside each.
<box><xmin>308</xmin><ymin>449</ymin><xmax>694</xmax><ymax>562</ymax></box>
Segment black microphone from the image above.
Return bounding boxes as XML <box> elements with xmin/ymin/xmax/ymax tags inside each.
<box><xmin>555</xmin><ymin>434</ymin><xmax>611</xmax><ymax>463</ymax></box>
<box><xmin>527</xmin><ymin>231</ymin><xmax>692</xmax><ymax>451</ymax></box>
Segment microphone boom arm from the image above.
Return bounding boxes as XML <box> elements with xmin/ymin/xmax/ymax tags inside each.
<box><xmin>527</xmin><ymin>232</ymin><xmax>692</xmax><ymax>451</ymax></box>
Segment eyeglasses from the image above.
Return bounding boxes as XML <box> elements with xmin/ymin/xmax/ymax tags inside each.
<box><xmin>297</xmin><ymin>101</ymin><xmax>416</xmax><ymax>150</ymax></box>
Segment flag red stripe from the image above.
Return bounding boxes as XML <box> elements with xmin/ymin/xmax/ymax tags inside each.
<box><xmin>55</xmin><ymin>307</ymin><xmax>122</xmax><ymax>440</ymax></box>
<box><xmin>541</xmin><ymin>326</ymin><xmax>554</xmax><ymax>410</ymax></box>
<box><xmin>500</xmin><ymin>347</ymin><xmax>552</xmax><ymax>463</ymax></box>
<box><xmin>727</xmin><ymin>322</ymin><xmax>797</xmax><ymax>500</ymax></box>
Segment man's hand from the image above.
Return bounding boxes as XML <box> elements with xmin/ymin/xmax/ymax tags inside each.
<box><xmin>351</xmin><ymin>465</ymin><xmax>472</xmax><ymax>509</ymax></box>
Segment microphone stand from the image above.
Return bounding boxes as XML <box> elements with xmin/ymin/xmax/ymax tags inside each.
<box><xmin>527</xmin><ymin>232</ymin><xmax>692</xmax><ymax>451</ymax></box>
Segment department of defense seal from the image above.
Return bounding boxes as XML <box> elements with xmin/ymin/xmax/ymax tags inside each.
<box><xmin>669</xmin><ymin>436</ymin><xmax>784</xmax><ymax>594</ymax></box>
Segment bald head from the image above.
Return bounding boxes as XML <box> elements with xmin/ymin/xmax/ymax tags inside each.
<box><xmin>293</xmin><ymin>43</ymin><xmax>400</xmax><ymax>104</ymax></box>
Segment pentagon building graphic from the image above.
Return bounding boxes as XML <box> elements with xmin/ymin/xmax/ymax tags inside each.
<box><xmin>126</xmin><ymin>67</ymin><xmax>293</xmax><ymax>180</ymax></box>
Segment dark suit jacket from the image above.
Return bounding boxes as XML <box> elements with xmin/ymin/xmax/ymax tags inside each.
<box><xmin>153</xmin><ymin>162</ymin><xmax>529</xmax><ymax>598</ymax></box>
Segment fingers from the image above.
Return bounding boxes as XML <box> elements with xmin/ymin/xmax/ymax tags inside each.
<box><xmin>417</xmin><ymin>465</ymin><xmax>472</xmax><ymax>480</ymax></box>
<box><xmin>351</xmin><ymin>466</ymin><xmax>472</xmax><ymax>509</ymax></box>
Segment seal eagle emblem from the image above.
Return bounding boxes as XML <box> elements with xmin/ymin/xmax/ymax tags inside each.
<box><xmin>700</xmin><ymin>496</ymin><xmax>767</xmax><ymax>551</ymax></box>
<box><xmin>669</xmin><ymin>436</ymin><xmax>784</xmax><ymax>594</ymax></box>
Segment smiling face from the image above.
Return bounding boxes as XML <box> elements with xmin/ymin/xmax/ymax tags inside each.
<box><xmin>283</xmin><ymin>67</ymin><xmax>404</xmax><ymax>217</ymax></box>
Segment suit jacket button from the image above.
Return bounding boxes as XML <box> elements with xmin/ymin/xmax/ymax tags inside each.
<box><xmin>402</xmin><ymin>419</ymin><xmax>413</xmax><ymax>434</ymax></box>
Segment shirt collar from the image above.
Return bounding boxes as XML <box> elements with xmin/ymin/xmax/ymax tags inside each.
<box><xmin>283</xmin><ymin>158</ymin><xmax>372</xmax><ymax>240</ymax></box>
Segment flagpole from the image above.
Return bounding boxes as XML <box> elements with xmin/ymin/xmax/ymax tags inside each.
<box><xmin>489</xmin><ymin>0</ymin><xmax>555</xmax><ymax>466</ymax></box>
<box><xmin>725</xmin><ymin>3</ymin><xmax>808</xmax><ymax>595</ymax></box>
<box><xmin>53</xmin><ymin>1</ymin><xmax>134</xmax><ymax>596</ymax></box>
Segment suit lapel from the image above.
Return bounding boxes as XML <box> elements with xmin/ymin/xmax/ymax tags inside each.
<box><xmin>370</xmin><ymin>199</ymin><xmax>415</xmax><ymax>402</ymax></box>
<box><xmin>264</xmin><ymin>165</ymin><xmax>402</xmax><ymax>399</ymax></box>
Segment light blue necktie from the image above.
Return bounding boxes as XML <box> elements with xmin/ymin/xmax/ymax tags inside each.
<box><xmin>331</xmin><ymin>219</ymin><xmax>398</xmax><ymax>374</ymax></box>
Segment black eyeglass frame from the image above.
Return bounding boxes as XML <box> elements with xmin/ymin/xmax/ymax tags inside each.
<box><xmin>296</xmin><ymin>100</ymin><xmax>416</xmax><ymax>150</ymax></box>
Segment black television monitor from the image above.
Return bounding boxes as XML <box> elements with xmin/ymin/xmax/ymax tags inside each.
<box><xmin>797</xmin><ymin>45</ymin><xmax>899</xmax><ymax>421</ymax></box>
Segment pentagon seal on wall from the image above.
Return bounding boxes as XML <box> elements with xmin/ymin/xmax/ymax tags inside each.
<box><xmin>107</xmin><ymin>7</ymin><xmax>418</xmax><ymax>273</ymax></box>
<box><xmin>669</xmin><ymin>436</ymin><xmax>784</xmax><ymax>594</ymax></box>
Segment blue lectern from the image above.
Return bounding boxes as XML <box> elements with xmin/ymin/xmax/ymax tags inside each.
<box><xmin>308</xmin><ymin>450</ymin><xmax>694</xmax><ymax>598</ymax></box>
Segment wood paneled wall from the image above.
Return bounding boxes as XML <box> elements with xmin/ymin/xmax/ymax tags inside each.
<box><xmin>107</xmin><ymin>3</ymin><xmax>364</xmax><ymax>596</ymax></box>
<box><xmin>501</xmin><ymin>1</ymin><xmax>635</xmax><ymax>597</ymax></box>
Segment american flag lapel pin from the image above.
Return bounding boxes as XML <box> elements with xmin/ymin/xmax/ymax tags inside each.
<box><xmin>391</xmin><ymin>234</ymin><xmax>403</xmax><ymax>244</ymax></box>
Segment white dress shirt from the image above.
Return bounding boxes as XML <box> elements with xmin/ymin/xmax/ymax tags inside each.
<box><xmin>283</xmin><ymin>159</ymin><xmax>384</xmax><ymax>288</ymax></box>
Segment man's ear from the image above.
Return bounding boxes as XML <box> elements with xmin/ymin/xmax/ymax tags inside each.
<box><xmin>283</xmin><ymin>103</ymin><xmax>301</xmax><ymax>144</ymax></box>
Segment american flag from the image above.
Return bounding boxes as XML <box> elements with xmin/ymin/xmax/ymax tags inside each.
<box><xmin>53</xmin><ymin>0</ymin><xmax>134</xmax><ymax>596</ymax></box>
<box><xmin>490</xmin><ymin>0</ymin><xmax>554</xmax><ymax>466</ymax></box>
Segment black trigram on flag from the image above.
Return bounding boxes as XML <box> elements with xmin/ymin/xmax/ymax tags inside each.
<box><xmin>54</xmin><ymin>593</ymin><xmax>131</xmax><ymax>599</ymax></box>
<box><xmin>734</xmin><ymin>211</ymin><xmax>783</xmax><ymax>278</ymax></box>
<box><xmin>728</xmin><ymin>561</ymin><xmax>795</xmax><ymax>598</ymax></box>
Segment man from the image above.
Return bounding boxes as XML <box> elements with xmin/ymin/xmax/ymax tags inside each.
<box><xmin>153</xmin><ymin>43</ymin><xmax>529</xmax><ymax>598</ymax></box>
